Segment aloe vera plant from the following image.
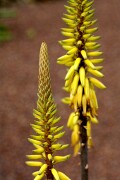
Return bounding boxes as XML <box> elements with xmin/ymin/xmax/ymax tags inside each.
<box><xmin>57</xmin><ymin>0</ymin><xmax>106</xmax><ymax>179</ymax></box>
<box><xmin>26</xmin><ymin>42</ymin><xmax>70</xmax><ymax>180</ymax></box>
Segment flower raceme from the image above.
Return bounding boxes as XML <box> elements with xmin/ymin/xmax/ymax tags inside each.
<box><xmin>26</xmin><ymin>42</ymin><xmax>70</xmax><ymax>180</ymax></box>
<box><xmin>57</xmin><ymin>0</ymin><xmax>106</xmax><ymax>156</ymax></box>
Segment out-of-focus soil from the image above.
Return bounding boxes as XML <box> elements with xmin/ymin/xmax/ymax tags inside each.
<box><xmin>0</xmin><ymin>0</ymin><xmax>120</xmax><ymax>179</ymax></box>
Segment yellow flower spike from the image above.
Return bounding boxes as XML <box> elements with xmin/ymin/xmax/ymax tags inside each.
<box><xmin>58</xmin><ymin>0</ymin><xmax>106</xmax><ymax>157</ymax></box>
<box><xmin>26</xmin><ymin>42</ymin><xmax>70</xmax><ymax>179</ymax></box>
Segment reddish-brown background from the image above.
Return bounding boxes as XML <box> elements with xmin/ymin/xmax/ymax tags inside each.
<box><xmin>0</xmin><ymin>0</ymin><xmax>120</xmax><ymax>179</ymax></box>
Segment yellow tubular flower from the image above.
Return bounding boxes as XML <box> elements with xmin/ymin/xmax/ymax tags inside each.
<box><xmin>58</xmin><ymin>0</ymin><xmax>106</xmax><ymax>155</ymax></box>
<box><xmin>26</xmin><ymin>42</ymin><xmax>71</xmax><ymax>179</ymax></box>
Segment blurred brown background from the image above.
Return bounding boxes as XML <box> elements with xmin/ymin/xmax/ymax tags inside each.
<box><xmin>0</xmin><ymin>0</ymin><xmax>120</xmax><ymax>179</ymax></box>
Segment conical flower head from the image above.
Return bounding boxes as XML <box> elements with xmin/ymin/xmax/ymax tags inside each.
<box><xmin>26</xmin><ymin>42</ymin><xmax>70</xmax><ymax>180</ymax></box>
<box><xmin>38</xmin><ymin>42</ymin><xmax>52</xmax><ymax>105</ymax></box>
<box><xmin>58</xmin><ymin>0</ymin><xmax>106</xmax><ymax>155</ymax></box>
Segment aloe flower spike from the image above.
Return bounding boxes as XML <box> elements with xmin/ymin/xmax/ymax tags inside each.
<box><xmin>58</xmin><ymin>0</ymin><xmax>106</xmax><ymax>179</ymax></box>
<box><xmin>26</xmin><ymin>42</ymin><xmax>71</xmax><ymax>180</ymax></box>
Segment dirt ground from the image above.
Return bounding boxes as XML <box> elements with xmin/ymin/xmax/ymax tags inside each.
<box><xmin>0</xmin><ymin>0</ymin><xmax>120</xmax><ymax>179</ymax></box>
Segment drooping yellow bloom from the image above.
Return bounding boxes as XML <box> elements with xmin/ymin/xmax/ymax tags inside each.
<box><xmin>26</xmin><ymin>42</ymin><xmax>70</xmax><ymax>180</ymax></box>
<box><xmin>58</xmin><ymin>0</ymin><xmax>106</xmax><ymax>156</ymax></box>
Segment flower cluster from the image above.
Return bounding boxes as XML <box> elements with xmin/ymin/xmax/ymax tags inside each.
<box><xmin>26</xmin><ymin>42</ymin><xmax>70</xmax><ymax>180</ymax></box>
<box><xmin>58</xmin><ymin>0</ymin><xmax>106</xmax><ymax>156</ymax></box>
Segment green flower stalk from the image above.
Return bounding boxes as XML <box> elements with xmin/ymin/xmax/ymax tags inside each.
<box><xmin>26</xmin><ymin>42</ymin><xmax>70</xmax><ymax>180</ymax></box>
<box><xmin>58</xmin><ymin>0</ymin><xmax>106</xmax><ymax>157</ymax></box>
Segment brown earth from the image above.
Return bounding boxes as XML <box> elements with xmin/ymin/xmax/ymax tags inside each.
<box><xmin>0</xmin><ymin>0</ymin><xmax>120</xmax><ymax>180</ymax></box>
